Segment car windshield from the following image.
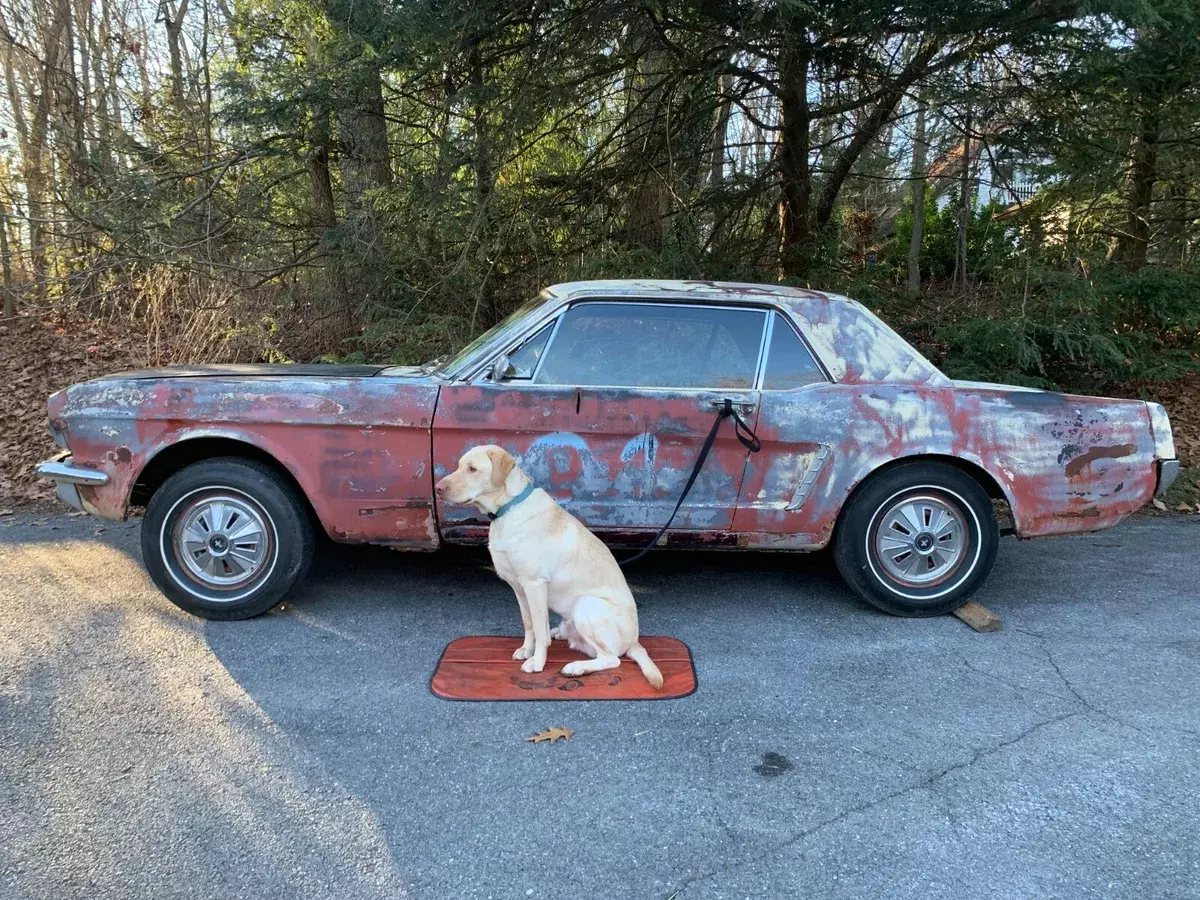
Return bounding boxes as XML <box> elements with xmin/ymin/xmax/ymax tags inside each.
<box><xmin>435</xmin><ymin>294</ymin><xmax>548</xmax><ymax>376</ymax></box>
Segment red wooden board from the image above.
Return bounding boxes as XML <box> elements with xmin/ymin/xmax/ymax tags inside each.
<box><xmin>430</xmin><ymin>635</ymin><xmax>696</xmax><ymax>701</ymax></box>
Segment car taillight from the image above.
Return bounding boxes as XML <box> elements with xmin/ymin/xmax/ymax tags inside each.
<box><xmin>1146</xmin><ymin>402</ymin><xmax>1175</xmax><ymax>460</ymax></box>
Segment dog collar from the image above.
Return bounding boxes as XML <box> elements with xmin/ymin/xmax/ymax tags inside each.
<box><xmin>488</xmin><ymin>482</ymin><xmax>536</xmax><ymax>521</ymax></box>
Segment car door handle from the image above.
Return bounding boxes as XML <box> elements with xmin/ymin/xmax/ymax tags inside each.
<box><xmin>708</xmin><ymin>398</ymin><xmax>756</xmax><ymax>414</ymax></box>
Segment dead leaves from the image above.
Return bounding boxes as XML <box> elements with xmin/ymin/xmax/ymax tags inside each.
<box><xmin>0</xmin><ymin>315</ymin><xmax>145</xmax><ymax>509</ymax></box>
<box><xmin>1147</xmin><ymin>376</ymin><xmax>1200</xmax><ymax>466</ymax></box>
<box><xmin>525</xmin><ymin>727</ymin><xmax>573</xmax><ymax>745</ymax></box>
<box><xmin>1117</xmin><ymin>375</ymin><xmax>1200</xmax><ymax>514</ymax></box>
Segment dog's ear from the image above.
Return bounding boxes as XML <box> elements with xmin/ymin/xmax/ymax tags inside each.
<box><xmin>486</xmin><ymin>446</ymin><xmax>515</xmax><ymax>488</ymax></box>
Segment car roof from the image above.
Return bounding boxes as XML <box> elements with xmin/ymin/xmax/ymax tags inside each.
<box><xmin>542</xmin><ymin>280</ymin><xmax>947</xmax><ymax>387</ymax></box>
<box><xmin>544</xmin><ymin>279</ymin><xmax>836</xmax><ymax>305</ymax></box>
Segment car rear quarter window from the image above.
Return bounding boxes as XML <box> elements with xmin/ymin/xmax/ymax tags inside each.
<box><xmin>535</xmin><ymin>302</ymin><xmax>766</xmax><ymax>389</ymax></box>
<box><xmin>762</xmin><ymin>312</ymin><xmax>826</xmax><ymax>389</ymax></box>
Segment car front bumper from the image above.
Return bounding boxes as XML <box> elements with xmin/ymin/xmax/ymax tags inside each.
<box><xmin>1155</xmin><ymin>459</ymin><xmax>1180</xmax><ymax>498</ymax></box>
<box><xmin>36</xmin><ymin>455</ymin><xmax>110</xmax><ymax>512</ymax></box>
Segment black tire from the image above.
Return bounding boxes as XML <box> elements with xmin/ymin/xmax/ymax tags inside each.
<box><xmin>141</xmin><ymin>457</ymin><xmax>315</xmax><ymax>620</ymax></box>
<box><xmin>832</xmin><ymin>462</ymin><xmax>998</xmax><ymax>617</ymax></box>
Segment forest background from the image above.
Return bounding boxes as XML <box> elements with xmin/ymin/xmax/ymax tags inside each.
<box><xmin>2</xmin><ymin>0</ymin><xmax>1198</xmax><ymax>506</ymax></box>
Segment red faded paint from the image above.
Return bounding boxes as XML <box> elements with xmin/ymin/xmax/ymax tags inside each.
<box><xmin>46</xmin><ymin>280</ymin><xmax>1172</xmax><ymax>556</ymax></box>
<box><xmin>53</xmin><ymin>373</ymin><xmax>440</xmax><ymax>548</ymax></box>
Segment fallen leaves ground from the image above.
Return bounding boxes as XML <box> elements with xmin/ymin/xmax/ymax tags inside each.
<box><xmin>1</xmin><ymin>315</ymin><xmax>145</xmax><ymax>507</ymax></box>
<box><xmin>1142</xmin><ymin>373</ymin><xmax>1200</xmax><ymax>513</ymax></box>
<box><xmin>1146</xmin><ymin>375</ymin><xmax>1200</xmax><ymax>466</ymax></box>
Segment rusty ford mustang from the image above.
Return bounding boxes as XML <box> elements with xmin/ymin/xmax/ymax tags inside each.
<box><xmin>39</xmin><ymin>280</ymin><xmax>1179</xmax><ymax>619</ymax></box>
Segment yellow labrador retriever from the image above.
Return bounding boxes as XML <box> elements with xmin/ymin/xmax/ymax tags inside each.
<box><xmin>435</xmin><ymin>445</ymin><xmax>663</xmax><ymax>689</ymax></box>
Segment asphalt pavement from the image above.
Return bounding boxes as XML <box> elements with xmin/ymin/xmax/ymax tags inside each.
<box><xmin>1</xmin><ymin>512</ymin><xmax>1198</xmax><ymax>900</ymax></box>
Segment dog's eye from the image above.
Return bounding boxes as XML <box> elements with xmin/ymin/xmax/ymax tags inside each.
<box><xmin>467</xmin><ymin>465</ymin><xmax>477</xmax><ymax>473</ymax></box>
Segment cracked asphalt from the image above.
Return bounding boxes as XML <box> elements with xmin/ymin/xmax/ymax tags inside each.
<box><xmin>1</xmin><ymin>512</ymin><xmax>1198</xmax><ymax>900</ymax></box>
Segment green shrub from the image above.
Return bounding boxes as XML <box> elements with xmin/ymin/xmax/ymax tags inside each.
<box><xmin>881</xmin><ymin>265</ymin><xmax>1200</xmax><ymax>390</ymax></box>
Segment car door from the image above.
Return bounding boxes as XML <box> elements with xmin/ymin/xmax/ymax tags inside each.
<box><xmin>432</xmin><ymin>300</ymin><xmax>769</xmax><ymax>544</ymax></box>
<box><xmin>731</xmin><ymin>310</ymin><xmax>838</xmax><ymax>547</ymax></box>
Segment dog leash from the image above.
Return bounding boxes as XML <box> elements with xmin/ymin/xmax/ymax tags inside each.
<box><xmin>618</xmin><ymin>399</ymin><xmax>761</xmax><ymax>567</ymax></box>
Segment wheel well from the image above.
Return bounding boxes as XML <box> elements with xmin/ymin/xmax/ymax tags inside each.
<box><xmin>130</xmin><ymin>438</ymin><xmax>317</xmax><ymax>523</ymax></box>
<box><xmin>861</xmin><ymin>454</ymin><xmax>1008</xmax><ymax>501</ymax></box>
<box><xmin>836</xmin><ymin>453</ymin><xmax>1015</xmax><ymax>539</ymax></box>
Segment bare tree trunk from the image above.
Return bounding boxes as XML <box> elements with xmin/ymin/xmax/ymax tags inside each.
<box><xmin>776</xmin><ymin>27</ymin><xmax>811</xmax><ymax>277</ymax></box>
<box><xmin>308</xmin><ymin>112</ymin><xmax>337</xmax><ymax>235</ymax></box>
<box><xmin>338</xmin><ymin>65</ymin><xmax>391</xmax><ymax>219</ymax></box>
<box><xmin>134</xmin><ymin>10</ymin><xmax>154</xmax><ymax>119</ymax></box>
<box><xmin>0</xmin><ymin>191</ymin><xmax>14</xmax><ymax>318</ymax></box>
<box><xmin>77</xmin><ymin>0</ymin><xmax>92</xmax><ymax>147</ymax></box>
<box><xmin>307</xmin><ymin>106</ymin><xmax>348</xmax><ymax>308</ymax></box>
<box><xmin>811</xmin><ymin>39</ymin><xmax>943</xmax><ymax>239</ymax></box>
<box><xmin>707</xmin><ymin>71</ymin><xmax>733</xmax><ymax>252</ymax></box>
<box><xmin>467</xmin><ymin>40</ymin><xmax>498</xmax><ymax>327</ymax></box>
<box><xmin>954</xmin><ymin>140</ymin><xmax>971</xmax><ymax>287</ymax></box>
<box><xmin>777</xmin><ymin>32</ymin><xmax>942</xmax><ymax>277</ymax></box>
<box><xmin>55</xmin><ymin>0</ymin><xmax>89</xmax><ymax>185</ymax></box>
<box><xmin>336</xmin><ymin>59</ymin><xmax>391</xmax><ymax>309</ymax></box>
<box><xmin>469</xmin><ymin>43</ymin><xmax>492</xmax><ymax>216</ymax></box>
<box><xmin>907</xmin><ymin>96</ymin><xmax>927</xmax><ymax>293</ymax></box>
<box><xmin>954</xmin><ymin>67</ymin><xmax>973</xmax><ymax>289</ymax></box>
<box><xmin>710</xmin><ymin>72</ymin><xmax>732</xmax><ymax>187</ymax></box>
<box><xmin>102</xmin><ymin>0</ymin><xmax>123</xmax><ymax>157</ymax></box>
<box><xmin>1112</xmin><ymin>119</ymin><xmax>1158</xmax><ymax>272</ymax></box>
<box><xmin>161</xmin><ymin>0</ymin><xmax>191</xmax><ymax>110</ymax></box>
<box><xmin>3</xmin><ymin>9</ymin><xmax>65</xmax><ymax>298</ymax></box>
<box><xmin>91</xmin><ymin>0</ymin><xmax>114</xmax><ymax>172</ymax></box>
<box><xmin>422</xmin><ymin>65</ymin><xmax>456</xmax><ymax>262</ymax></box>
<box><xmin>623</xmin><ymin>45</ymin><xmax>671</xmax><ymax>252</ymax></box>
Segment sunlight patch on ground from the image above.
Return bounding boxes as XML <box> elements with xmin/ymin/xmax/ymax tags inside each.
<box><xmin>0</xmin><ymin>537</ymin><xmax>407</xmax><ymax>898</ymax></box>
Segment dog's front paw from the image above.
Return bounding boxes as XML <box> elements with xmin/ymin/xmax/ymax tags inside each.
<box><xmin>521</xmin><ymin>657</ymin><xmax>545</xmax><ymax>674</ymax></box>
<box><xmin>560</xmin><ymin>661</ymin><xmax>588</xmax><ymax>677</ymax></box>
<box><xmin>512</xmin><ymin>644</ymin><xmax>534</xmax><ymax>661</ymax></box>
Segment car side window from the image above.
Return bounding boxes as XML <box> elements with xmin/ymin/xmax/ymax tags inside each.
<box><xmin>503</xmin><ymin>321</ymin><xmax>554</xmax><ymax>379</ymax></box>
<box><xmin>762</xmin><ymin>313</ymin><xmax>826</xmax><ymax>389</ymax></box>
<box><xmin>534</xmin><ymin>302</ymin><xmax>767</xmax><ymax>389</ymax></box>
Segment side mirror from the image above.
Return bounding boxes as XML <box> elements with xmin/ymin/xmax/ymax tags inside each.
<box><xmin>490</xmin><ymin>354</ymin><xmax>516</xmax><ymax>382</ymax></box>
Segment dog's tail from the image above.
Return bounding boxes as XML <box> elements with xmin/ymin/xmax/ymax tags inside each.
<box><xmin>626</xmin><ymin>642</ymin><xmax>664</xmax><ymax>690</ymax></box>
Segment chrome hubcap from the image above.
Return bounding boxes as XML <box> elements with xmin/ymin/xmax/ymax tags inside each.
<box><xmin>873</xmin><ymin>494</ymin><xmax>966</xmax><ymax>586</ymax></box>
<box><xmin>175</xmin><ymin>494</ymin><xmax>270</xmax><ymax>589</ymax></box>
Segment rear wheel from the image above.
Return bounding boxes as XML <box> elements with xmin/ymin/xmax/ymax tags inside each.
<box><xmin>141</xmin><ymin>457</ymin><xmax>314</xmax><ymax>620</ymax></box>
<box><xmin>833</xmin><ymin>462</ymin><xmax>998</xmax><ymax>616</ymax></box>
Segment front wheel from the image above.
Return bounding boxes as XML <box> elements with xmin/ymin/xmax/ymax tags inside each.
<box><xmin>833</xmin><ymin>462</ymin><xmax>999</xmax><ymax>617</ymax></box>
<box><xmin>141</xmin><ymin>457</ymin><xmax>315</xmax><ymax>620</ymax></box>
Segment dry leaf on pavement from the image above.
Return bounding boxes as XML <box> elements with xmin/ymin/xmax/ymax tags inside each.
<box><xmin>525</xmin><ymin>727</ymin><xmax>573</xmax><ymax>744</ymax></box>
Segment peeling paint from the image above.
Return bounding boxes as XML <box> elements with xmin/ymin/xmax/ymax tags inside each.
<box><xmin>49</xmin><ymin>281</ymin><xmax>1169</xmax><ymax>556</ymax></box>
<box><xmin>53</xmin><ymin>371</ymin><xmax>440</xmax><ymax>546</ymax></box>
<box><xmin>1064</xmin><ymin>444</ymin><xmax>1137</xmax><ymax>479</ymax></box>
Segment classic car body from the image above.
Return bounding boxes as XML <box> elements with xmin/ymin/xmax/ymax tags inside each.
<box><xmin>40</xmin><ymin>280</ymin><xmax>1178</xmax><ymax>618</ymax></box>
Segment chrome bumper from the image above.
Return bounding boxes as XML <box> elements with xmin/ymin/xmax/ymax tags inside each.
<box><xmin>1155</xmin><ymin>459</ymin><xmax>1180</xmax><ymax>498</ymax></box>
<box><xmin>36</xmin><ymin>456</ymin><xmax>109</xmax><ymax>512</ymax></box>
